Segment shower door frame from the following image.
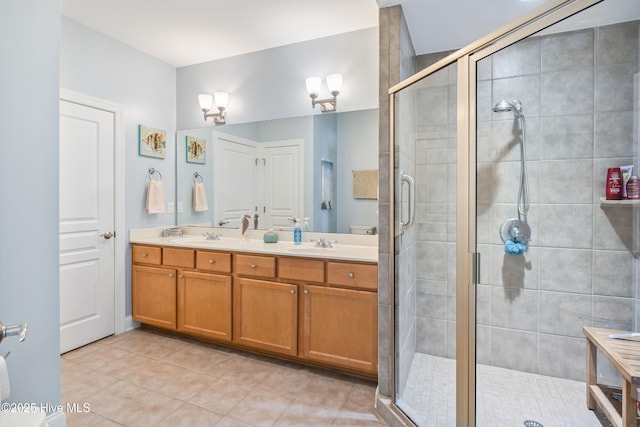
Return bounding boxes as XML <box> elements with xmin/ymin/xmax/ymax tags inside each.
<box><xmin>387</xmin><ymin>0</ymin><xmax>603</xmax><ymax>425</ymax></box>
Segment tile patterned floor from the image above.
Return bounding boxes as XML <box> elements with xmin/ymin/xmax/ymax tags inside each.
<box><xmin>397</xmin><ymin>353</ymin><xmax>603</xmax><ymax>427</ymax></box>
<box><xmin>61</xmin><ymin>328</ymin><xmax>386</xmax><ymax>427</ymax></box>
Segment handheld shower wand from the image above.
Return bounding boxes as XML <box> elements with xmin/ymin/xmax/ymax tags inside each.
<box><xmin>493</xmin><ymin>99</ymin><xmax>529</xmax><ymax>220</ymax></box>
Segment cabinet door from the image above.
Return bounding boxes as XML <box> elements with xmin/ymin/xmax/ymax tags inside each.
<box><xmin>302</xmin><ymin>285</ymin><xmax>377</xmax><ymax>374</ymax></box>
<box><xmin>234</xmin><ymin>278</ymin><xmax>297</xmax><ymax>356</ymax></box>
<box><xmin>178</xmin><ymin>270</ymin><xmax>232</xmax><ymax>341</ymax></box>
<box><xmin>132</xmin><ymin>265</ymin><xmax>176</xmax><ymax>330</ymax></box>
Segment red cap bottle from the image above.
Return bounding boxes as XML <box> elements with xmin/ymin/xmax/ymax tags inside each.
<box><xmin>606</xmin><ymin>167</ymin><xmax>623</xmax><ymax>200</ymax></box>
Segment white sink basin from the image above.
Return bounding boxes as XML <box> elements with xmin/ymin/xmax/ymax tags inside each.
<box><xmin>287</xmin><ymin>247</ymin><xmax>331</xmax><ymax>254</ymax></box>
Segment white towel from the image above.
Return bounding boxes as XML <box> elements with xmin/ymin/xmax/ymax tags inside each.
<box><xmin>146</xmin><ymin>180</ymin><xmax>165</xmax><ymax>214</ymax></box>
<box><xmin>193</xmin><ymin>182</ymin><xmax>208</xmax><ymax>211</ymax></box>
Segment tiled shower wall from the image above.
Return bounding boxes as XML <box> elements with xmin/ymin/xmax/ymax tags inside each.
<box><xmin>415</xmin><ymin>20</ymin><xmax>640</xmax><ymax>383</ymax></box>
<box><xmin>378</xmin><ymin>5</ymin><xmax>416</xmax><ymax>398</ymax></box>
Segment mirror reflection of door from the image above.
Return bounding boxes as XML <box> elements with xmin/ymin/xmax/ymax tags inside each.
<box><xmin>213</xmin><ymin>133</ymin><xmax>303</xmax><ymax>230</ymax></box>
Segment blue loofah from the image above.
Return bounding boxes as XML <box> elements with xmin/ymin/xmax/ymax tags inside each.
<box><xmin>504</xmin><ymin>238</ymin><xmax>527</xmax><ymax>256</ymax></box>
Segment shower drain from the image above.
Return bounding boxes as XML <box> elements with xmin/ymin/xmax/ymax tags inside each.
<box><xmin>523</xmin><ymin>421</ymin><xmax>544</xmax><ymax>427</ymax></box>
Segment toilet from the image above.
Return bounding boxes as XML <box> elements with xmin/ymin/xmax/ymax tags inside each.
<box><xmin>350</xmin><ymin>225</ymin><xmax>376</xmax><ymax>235</ymax></box>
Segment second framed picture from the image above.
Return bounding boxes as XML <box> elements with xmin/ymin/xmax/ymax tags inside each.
<box><xmin>186</xmin><ymin>135</ymin><xmax>206</xmax><ymax>164</ymax></box>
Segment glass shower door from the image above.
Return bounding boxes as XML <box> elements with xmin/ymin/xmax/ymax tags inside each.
<box><xmin>394</xmin><ymin>60</ymin><xmax>458</xmax><ymax>427</ymax></box>
<box><xmin>472</xmin><ymin>4</ymin><xmax>640</xmax><ymax>426</ymax></box>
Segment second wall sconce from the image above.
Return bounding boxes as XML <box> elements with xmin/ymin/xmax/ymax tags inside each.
<box><xmin>198</xmin><ymin>92</ymin><xmax>228</xmax><ymax>125</ymax></box>
<box><xmin>305</xmin><ymin>74</ymin><xmax>342</xmax><ymax>112</ymax></box>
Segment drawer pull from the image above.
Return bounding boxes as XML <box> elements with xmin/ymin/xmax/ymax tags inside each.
<box><xmin>290</xmin><ymin>289</ymin><xmax>295</xmax><ymax>295</ymax></box>
<box><xmin>209</xmin><ymin>259</ymin><xmax>215</xmax><ymax>264</ymax></box>
<box><xmin>304</xmin><ymin>290</ymin><xmax>309</xmax><ymax>295</ymax></box>
<box><xmin>169</xmin><ymin>273</ymin><xmax>175</xmax><ymax>278</ymax></box>
<box><xmin>348</xmin><ymin>272</ymin><xmax>355</xmax><ymax>279</ymax></box>
<box><xmin>251</xmin><ymin>264</ymin><xmax>257</xmax><ymax>269</ymax></box>
<box><xmin>142</xmin><ymin>253</ymin><xmax>148</xmax><ymax>257</ymax></box>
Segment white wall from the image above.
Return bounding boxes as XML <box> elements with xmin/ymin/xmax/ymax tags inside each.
<box><xmin>176</xmin><ymin>27</ymin><xmax>378</xmax><ymax>130</ymax></box>
<box><xmin>0</xmin><ymin>0</ymin><xmax>61</xmax><ymax>413</ymax></box>
<box><xmin>60</xmin><ymin>17</ymin><xmax>177</xmax><ymax>315</ymax></box>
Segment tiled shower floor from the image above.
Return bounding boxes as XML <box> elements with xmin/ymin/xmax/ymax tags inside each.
<box><xmin>397</xmin><ymin>353</ymin><xmax>602</xmax><ymax>427</ymax></box>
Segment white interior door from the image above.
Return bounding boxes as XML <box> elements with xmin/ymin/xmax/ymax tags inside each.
<box><xmin>261</xmin><ymin>140</ymin><xmax>303</xmax><ymax>229</ymax></box>
<box><xmin>213</xmin><ymin>132</ymin><xmax>258</xmax><ymax>228</ymax></box>
<box><xmin>59</xmin><ymin>100</ymin><xmax>115</xmax><ymax>353</ymax></box>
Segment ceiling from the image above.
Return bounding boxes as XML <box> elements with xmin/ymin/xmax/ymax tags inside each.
<box><xmin>64</xmin><ymin>0</ymin><xmax>624</xmax><ymax>69</ymax></box>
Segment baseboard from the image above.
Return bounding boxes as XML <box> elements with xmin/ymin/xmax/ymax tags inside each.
<box><xmin>124</xmin><ymin>315</ymin><xmax>140</xmax><ymax>332</ymax></box>
<box><xmin>47</xmin><ymin>410</ymin><xmax>66</xmax><ymax>427</ymax></box>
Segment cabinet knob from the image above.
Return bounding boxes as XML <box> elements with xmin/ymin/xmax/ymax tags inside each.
<box><xmin>348</xmin><ymin>272</ymin><xmax>355</xmax><ymax>279</ymax></box>
<box><xmin>169</xmin><ymin>273</ymin><xmax>175</xmax><ymax>278</ymax></box>
<box><xmin>304</xmin><ymin>290</ymin><xmax>309</xmax><ymax>295</ymax></box>
<box><xmin>251</xmin><ymin>264</ymin><xmax>257</xmax><ymax>269</ymax></box>
<box><xmin>179</xmin><ymin>275</ymin><xmax>184</xmax><ymax>279</ymax></box>
<box><xmin>209</xmin><ymin>259</ymin><xmax>215</xmax><ymax>264</ymax></box>
<box><xmin>142</xmin><ymin>253</ymin><xmax>148</xmax><ymax>257</ymax></box>
<box><xmin>290</xmin><ymin>289</ymin><xmax>295</xmax><ymax>295</ymax></box>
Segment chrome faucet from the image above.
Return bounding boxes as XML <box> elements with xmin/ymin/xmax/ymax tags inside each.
<box><xmin>313</xmin><ymin>237</ymin><xmax>337</xmax><ymax>248</ymax></box>
<box><xmin>202</xmin><ymin>232</ymin><xmax>221</xmax><ymax>241</ymax></box>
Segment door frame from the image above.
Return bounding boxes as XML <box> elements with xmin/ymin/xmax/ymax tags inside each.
<box><xmin>60</xmin><ymin>88</ymin><xmax>126</xmax><ymax>336</ymax></box>
<box><xmin>386</xmin><ymin>0</ymin><xmax>603</xmax><ymax>425</ymax></box>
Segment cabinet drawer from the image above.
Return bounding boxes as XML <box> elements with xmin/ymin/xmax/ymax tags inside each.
<box><xmin>196</xmin><ymin>251</ymin><xmax>232</xmax><ymax>273</ymax></box>
<box><xmin>132</xmin><ymin>245</ymin><xmax>161</xmax><ymax>265</ymax></box>
<box><xmin>327</xmin><ymin>262</ymin><xmax>377</xmax><ymax>290</ymax></box>
<box><xmin>163</xmin><ymin>247</ymin><xmax>195</xmax><ymax>268</ymax></box>
<box><xmin>236</xmin><ymin>254</ymin><xmax>276</xmax><ymax>278</ymax></box>
<box><xmin>279</xmin><ymin>257</ymin><xmax>324</xmax><ymax>283</ymax></box>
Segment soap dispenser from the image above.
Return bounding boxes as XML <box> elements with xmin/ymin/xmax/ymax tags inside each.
<box><xmin>293</xmin><ymin>219</ymin><xmax>302</xmax><ymax>245</ymax></box>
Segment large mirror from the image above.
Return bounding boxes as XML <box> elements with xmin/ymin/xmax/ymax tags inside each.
<box><xmin>176</xmin><ymin>108</ymin><xmax>378</xmax><ymax>234</ymax></box>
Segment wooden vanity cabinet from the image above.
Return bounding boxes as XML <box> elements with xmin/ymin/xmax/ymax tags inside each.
<box><xmin>132</xmin><ymin>243</ymin><xmax>378</xmax><ymax>377</ymax></box>
<box><xmin>302</xmin><ymin>283</ymin><xmax>378</xmax><ymax>375</ymax></box>
<box><xmin>177</xmin><ymin>270</ymin><xmax>232</xmax><ymax>341</ymax></box>
<box><xmin>132</xmin><ymin>264</ymin><xmax>177</xmax><ymax>330</ymax></box>
<box><xmin>233</xmin><ymin>277</ymin><xmax>298</xmax><ymax>356</ymax></box>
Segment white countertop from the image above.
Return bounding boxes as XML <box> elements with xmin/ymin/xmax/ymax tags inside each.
<box><xmin>130</xmin><ymin>227</ymin><xmax>379</xmax><ymax>263</ymax></box>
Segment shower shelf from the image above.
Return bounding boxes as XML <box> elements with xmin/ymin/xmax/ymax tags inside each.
<box><xmin>599</xmin><ymin>197</ymin><xmax>640</xmax><ymax>206</ymax></box>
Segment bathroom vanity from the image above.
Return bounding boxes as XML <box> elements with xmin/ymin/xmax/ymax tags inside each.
<box><xmin>130</xmin><ymin>228</ymin><xmax>378</xmax><ymax>377</ymax></box>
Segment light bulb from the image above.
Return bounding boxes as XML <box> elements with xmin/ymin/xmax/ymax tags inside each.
<box><xmin>214</xmin><ymin>92</ymin><xmax>229</xmax><ymax>109</ymax></box>
<box><xmin>306</xmin><ymin>77</ymin><xmax>321</xmax><ymax>96</ymax></box>
<box><xmin>198</xmin><ymin>94</ymin><xmax>213</xmax><ymax>110</ymax></box>
<box><xmin>326</xmin><ymin>74</ymin><xmax>342</xmax><ymax>93</ymax></box>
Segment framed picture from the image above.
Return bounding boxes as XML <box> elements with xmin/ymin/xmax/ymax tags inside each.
<box><xmin>138</xmin><ymin>125</ymin><xmax>166</xmax><ymax>159</ymax></box>
<box><xmin>186</xmin><ymin>135</ymin><xmax>206</xmax><ymax>164</ymax></box>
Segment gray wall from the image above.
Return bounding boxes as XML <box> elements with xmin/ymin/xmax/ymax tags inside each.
<box><xmin>0</xmin><ymin>0</ymin><xmax>61</xmax><ymax>413</ymax></box>
<box><xmin>61</xmin><ymin>17</ymin><xmax>177</xmax><ymax>316</ymax></box>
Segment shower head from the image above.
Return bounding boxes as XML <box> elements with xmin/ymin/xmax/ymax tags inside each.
<box><xmin>493</xmin><ymin>100</ymin><xmax>524</xmax><ymax>118</ymax></box>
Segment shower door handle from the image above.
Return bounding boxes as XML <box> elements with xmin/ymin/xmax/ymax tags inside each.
<box><xmin>400</xmin><ymin>171</ymin><xmax>415</xmax><ymax>232</ymax></box>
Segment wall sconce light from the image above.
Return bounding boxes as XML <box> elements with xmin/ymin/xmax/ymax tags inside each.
<box><xmin>198</xmin><ymin>92</ymin><xmax>228</xmax><ymax>125</ymax></box>
<box><xmin>305</xmin><ymin>74</ymin><xmax>342</xmax><ymax>112</ymax></box>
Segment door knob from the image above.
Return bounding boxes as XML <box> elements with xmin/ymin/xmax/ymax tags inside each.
<box><xmin>100</xmin><ymin>231</ymin><xmax>114</xmax><ymax>239</ymax></box>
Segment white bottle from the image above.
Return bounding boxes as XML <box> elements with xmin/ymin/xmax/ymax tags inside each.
<box><xmin>303</xmin><ymin>217</ymin><xmax>310</xmax><ymax>232</ymax></box>
<box><xmin>293</xmin><ymin>219</ymin><xmax>302</xmax><ymax>245</ymax></box>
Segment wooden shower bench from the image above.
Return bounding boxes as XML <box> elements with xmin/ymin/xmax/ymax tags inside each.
<box><xmin>583</xmin><ymin>326</ymin><xmax>640</xmax><ymax>427</ymax></box>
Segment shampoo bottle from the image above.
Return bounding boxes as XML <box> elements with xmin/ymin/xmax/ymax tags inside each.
<box><xmin>293</xmin><ymin>219</ymin><xmax>302</xmax><ymax>245</ymax></box>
